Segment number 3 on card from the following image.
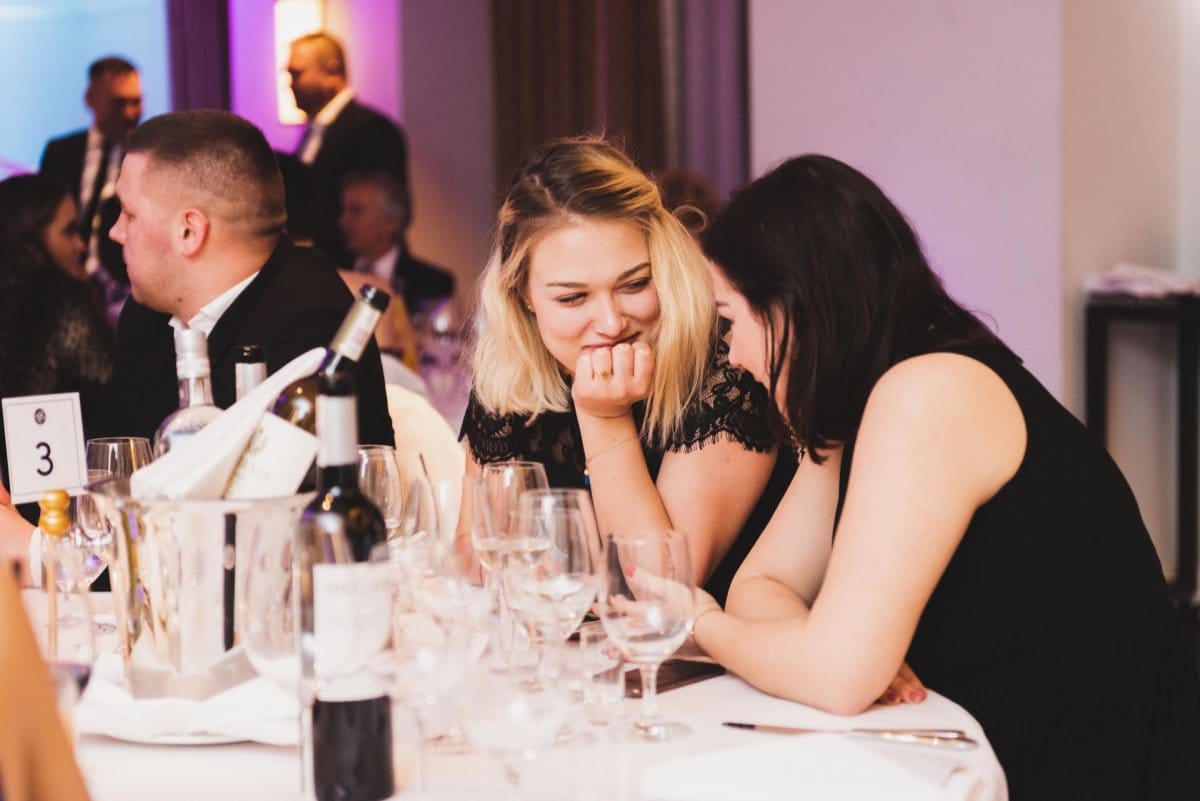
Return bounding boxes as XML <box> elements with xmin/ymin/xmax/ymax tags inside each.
<box><xmin>2</xmin><ymin>392</ymin><xmax>87</xmax><ymax>503</ymax></box>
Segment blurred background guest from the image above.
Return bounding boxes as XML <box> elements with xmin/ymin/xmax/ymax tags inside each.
<box><xmin>39</xmin><ymin>56</ymin><xmax>142</xmax><ymax>322</ymax></box>
<box><xmin>339</xmin><ymin>170</ymin><xmax>454</xmax><ymax>316</ymax></box>
<box><xmin>0</xmin><ymin>174</ymin><xmax>115</xmax><ymax>507</ymax></box>
<box><xmin>284</xmin><ymin>32</ymin><xmax>408</xmax><ymax>264</ymax></box>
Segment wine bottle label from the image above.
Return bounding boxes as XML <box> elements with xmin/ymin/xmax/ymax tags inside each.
<box><xmin>332</xmin><ymin>303</ymin><xmax>383</xmax><ymax>362</ymax></box>
<box><xmin>315</xmin><ymin>396</ymin><xmax>358</xmax><ymax>467</ymax></box>
<box><xmin>312</xmin><ymin>562</ymin><xmax>393</xmax><ymax>702</ymax></box>
<box><xmin>223</xmin><ymin>413</ymin><xmax>318</xmax><ymax>499</ymax></box>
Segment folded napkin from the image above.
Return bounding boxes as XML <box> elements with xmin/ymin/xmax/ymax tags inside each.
<box><xmin>130</xmin><ymin>348</ymin><xmax>324</xmax><ymax>500</ymax></box>
<box><xmin>76</xmin><ymin>654</ymin><xmax>298</xmax><ymax>746</ymax></box>
<box><xmin>641</xmin><ymin>735</ymin><xmax>979</xmax><ymax>801</ymax></box>
<box><xmin>1085</xmin><ymin>262</ymin><xmax>1200</xmax><ymax>297</ymax></box>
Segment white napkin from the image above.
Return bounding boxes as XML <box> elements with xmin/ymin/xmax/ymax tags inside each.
<box><xmin>641</xmin><ymin>735</ymin><xmax>976</xmax><ymax>801</ymax></box>
<box><xmin>1085</xmin><ymin>262</ymin><xmax>1200</xmax><ymax>297</ymax></box>
<box><xmin>130</xmin><ymin>348</ymin><xmax>324</xmax><ymax>500</ymax></box>
<box><xmin>76</xmin><ymin>655</ymin><xmax>298</xmax><ymax>746</ymax></box>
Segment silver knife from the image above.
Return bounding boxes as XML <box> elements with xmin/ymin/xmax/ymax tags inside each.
<box><xmin>723</xmin><ymin>721</ymin><xmax>979</xmax><ymax>750</ymax></box>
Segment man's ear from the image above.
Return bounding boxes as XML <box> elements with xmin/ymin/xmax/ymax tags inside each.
<box><xmin>177</xmin><ymin>208</ymin><xmax>210</xmax><ymax>257</ymax></box>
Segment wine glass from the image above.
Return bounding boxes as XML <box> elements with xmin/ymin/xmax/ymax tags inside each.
<box><xmin>356</xmin><ymin>445</ymin><xmax>404</xmax><ymax>540</ymax></box>
<box><xmin>26</xmin><ymin>537</ymin><xmax>97</xmax><ymax>746</ymax></box>
<box><xmin>507</xmin><ymin>493</ymin><xmax>597</xmax><ymax>653</ymax></box>
<box><xmin>239</xmin><ymin>508</ymin><xmax>358</xmax><ymax>800</ymax></box>
<box><xmin>471</xmin><ymin>462</ymin><xmax>548</xmax><ymax>658</ymax></box>
<box><xmin>71</xmin><ymin>468</ymin><xmax>116</xmax><ymax>587</ymax></box>
<box><xmin>598</xmin><ymin>528</ymin><xmax>694</xmax><ymax>742</ymax></box>
<box><xmin>85</xmin><ymin>436</ymin><xmax>153</xmax><ymax>478</ymax></box>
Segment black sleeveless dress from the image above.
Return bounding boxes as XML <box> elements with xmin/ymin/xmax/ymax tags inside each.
<box><xmin>838</xmin><ymin>345</ymin><xmax>1200</xmax><ymax>801</ymax></box>
<box><xmin>461</xmin><ymin>335</ymin><xmax>796</xmax><ymax>604</ymax></box>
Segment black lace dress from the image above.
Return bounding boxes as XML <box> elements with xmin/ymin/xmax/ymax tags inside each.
<box><xmin>461</xmin><ymin>336</ymin><xmax>797</xmax><ymax>603</ymax></box>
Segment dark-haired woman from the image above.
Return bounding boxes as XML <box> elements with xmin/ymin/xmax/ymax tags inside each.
<box><xmin>0</xmin><ymin>174</ymin><xmax>115</xmax><ymax>493</ymax></box>
<box><xmin>692</xmin><ymin>154</ymin><xmax>1200</xmax><ymax>800</ymax></box>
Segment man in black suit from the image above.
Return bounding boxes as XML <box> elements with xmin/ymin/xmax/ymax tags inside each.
<box><xmin>89</xmin><ymin>110</ymin><xmax>393</xmax><ymax>448</ymax></box>
<box><xmin>339</xmin><ymin>171</ymin><xmax>454</xmax><ymax>316</ymax></box>
<box><xmin>39</xmin><ymin>56</ymin><xmax>141</xmax><ymax>294</ymax></box>
<box><xmin>286</xmin><ymin>32</ymin><xmax>408</xmax><ymax>265</ymax></box>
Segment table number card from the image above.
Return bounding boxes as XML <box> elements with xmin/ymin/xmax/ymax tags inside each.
<box><xmin>2</xmin><ymin>392</ymin><xmax>87</xmax><ymax>503</ymax></box>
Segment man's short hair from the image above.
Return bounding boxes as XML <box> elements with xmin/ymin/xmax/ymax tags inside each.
<box><xmin>88</xmin><ymin>56</ymin><xmax>137</xmax><ymax>83</ymax></box>
<box><xmin>292</xmin><ymin>32</ymin><xmax>347</xmax><ymax>79</ymax></box>
<box><xmin>128</xmin><ymin>111</ymin><xmax>286</xmax><ymax>238</ymax></box>
<box><xmin>341</xmin><ymin>171</ymin><xmax>410</xmax><ymax>230</ymax></box>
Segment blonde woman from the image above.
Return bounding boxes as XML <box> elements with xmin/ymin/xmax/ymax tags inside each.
<box><xmin>459</xmin><ymin>138</ymin><xmax>793</xmax><ymax>602</ymax></box>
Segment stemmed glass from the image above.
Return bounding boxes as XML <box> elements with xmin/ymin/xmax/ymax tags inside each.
<box><xmin>85</xmin><ymin>437</ymin><xmax>152</xmax><ymax>478</ymax></box>
<box><xmin>506</xmin><ymin>491</ymin><xmax>598</xmax><ymax>668</ymax></box>
<box><xmin>471</xmin><ymin>461</ymin><xmax>549</xmax><ymax>659</ymax></box>
<box><xmin>357</xmin><ymin>445</ymin><xmax>404</xmax><ymax>541</ymax></box>
<box><xmin>598</xmin><ymin>528</ymin><xmax>695</xmax><ymax>742</ymax></box>
<box><xmin>239</xmin><ymin>508</ymin><xmax>356</xmax><ymax>801</ymax></box>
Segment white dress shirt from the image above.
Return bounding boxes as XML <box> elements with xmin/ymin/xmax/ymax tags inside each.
<box><xmin>354</xmin><ymin>244</ymin><xmax>399</xmax><ymax>286</ymax></box>
<box><xmin>298</xmin><ymin>87</ymin><xmax>355</xmax><ymax>165</ymax></box>
<box><xmin>168</xmin><ymin>271</ymin><xmax>260</xmax><ymax>336</ymax></box>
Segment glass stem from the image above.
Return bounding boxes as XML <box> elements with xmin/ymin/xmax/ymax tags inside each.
<box><xmin>414</xmin><ymin>708</ymin><xmax>430</xmax><ymax>794</ymax></box>
<box><xmin>300</xmin><ymin>700</ymin><xmax>316</xmax><ymax>801</ymax></box>
<box><xmin>638</xmin><ymin>662</ymin><xmax>661</xmax><ymax>729</ymax></box>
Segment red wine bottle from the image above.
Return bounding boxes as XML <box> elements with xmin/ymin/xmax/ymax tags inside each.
<box><xmin>296</xmin><ymin>355</ymin><xmax>394</xmax><ymax>801</ymax></box>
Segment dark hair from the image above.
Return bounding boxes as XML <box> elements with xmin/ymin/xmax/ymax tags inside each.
<box><xmin>704</xmin><ymin>154</ymin><xmax>1004</xmax><ymax>461</ymax></box>
<box><xmin>128</xmin><ymin>111</ymin><xmax>286</xmax><ymax>237</ymax></box>
<box><xmin>0</xmin><ymin>173</ymin><xmax>73</xmax><ymax>267</ymax></box>
<box><xmin>341</xmin><ymin>170</ymin><xmax>410</xmax><ymax>230</ymax></box>
<box><xmin>292</xmin><ymin>32</ymin><xmax>347</xmax><ymax>78</ymax></box>
<box><xmin>88</xmin><ymin>56</ymin><xmax>137</xmax><ymax>83</ymax></box>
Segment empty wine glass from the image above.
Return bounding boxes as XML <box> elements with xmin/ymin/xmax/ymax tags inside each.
<box><xmin>85</xmin><ymin>437</ymin><xmax>152</xmax><ymax>478</ymax></box>
<box><xmin>598</xmin><ymin>528</ymin><xmax>694</xmax><ymax>742</ymax></box>
<box><xmin>71</xmin><ymin>468</ymin><xmax>116</xmax><ymax>588</ymax></box>
<box><xmin>472</xmin><ymin>462</ymin><xmax>548</xmax><ymax>659</ymax></box>
<box><xmin>357</xmin><ymin>445</ymin><xmax>404</xmax><ymax>540</ymax></box>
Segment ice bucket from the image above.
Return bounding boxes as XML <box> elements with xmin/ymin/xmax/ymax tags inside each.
<box><xmin>85</xmin><ymin>477</ymin><xmax>312</xmax><ymax>699</ymax></box>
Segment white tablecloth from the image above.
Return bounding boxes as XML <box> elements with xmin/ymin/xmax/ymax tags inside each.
<box><xmin>77</xmin><ymin>670</ymin><xmax>1006</xmax><ymax>801</ymax></box>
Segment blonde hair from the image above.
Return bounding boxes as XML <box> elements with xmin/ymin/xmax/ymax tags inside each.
<box><xmin>471</xmin><ymin>137</ymin><xmax>716</xmax><ymax>446</ymax></box>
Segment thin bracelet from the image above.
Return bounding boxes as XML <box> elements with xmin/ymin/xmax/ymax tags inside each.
<box><xmin>691</xmin><ymin>606</ymin><xmax>721</xmax><ymax>638</ymax></box>
<box><xmin>584</xmin><ymin>434</ymin><xmax>640</xmax><ymax>467</ymax></box>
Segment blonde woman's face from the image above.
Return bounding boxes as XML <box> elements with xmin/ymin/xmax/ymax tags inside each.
<box><xmin>525</xmin><ymin>218</ymin><xmax>660</xmax><ymax>375</ymax></box>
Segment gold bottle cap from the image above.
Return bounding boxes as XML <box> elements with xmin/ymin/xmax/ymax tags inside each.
<box><xmin>37</xmin><ymin>489</ymin><xmax>71</xmax><ymax>538</ymax></box>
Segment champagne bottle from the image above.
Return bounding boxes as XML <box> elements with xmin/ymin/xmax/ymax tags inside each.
<box><xmin>296</xmin><ymin>363</ymin><xmax>394</xmax><ymax>801</ymax></box>
<box><xmin>234</xmin><ymin>344</ymin><xmax>267</xmax><ymax>401</ymax></box>
<box><xmin>222</xmin><ymin>287</ymin><xmax>389</xmax><ymax>499</ymax></box>
<box><xmin>153</xmin><ymin>328</ymin><xmax>221</xmax><ymax>457</ymax></box>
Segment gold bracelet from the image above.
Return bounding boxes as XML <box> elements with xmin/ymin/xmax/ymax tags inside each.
<box><xmin>584</xmin><ymin>434</ymin><xmax>640</xmax><ymax>467</ymax></box>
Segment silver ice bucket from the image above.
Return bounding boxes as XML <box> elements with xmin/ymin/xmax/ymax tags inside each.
<box><xmin>85</xmin><ymin>477</ymin><xmax>312</xmax><ymax>699</ymax></box>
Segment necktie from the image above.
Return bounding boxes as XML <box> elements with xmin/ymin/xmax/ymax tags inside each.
<box><xmin>79</xmin><ymin>140</ymin><xmax>113</xmax><ymax>247</ymax></box>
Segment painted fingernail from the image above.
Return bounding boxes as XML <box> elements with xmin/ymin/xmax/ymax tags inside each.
<box><xmin>884</xmin><ymin>690</ymin><xmax>899</xmax><ymax>704</ymax></box>
<box><xmin>907</xmin><ymin>690</ymin><xmax>924</xmax><ymax>703</ymax></box>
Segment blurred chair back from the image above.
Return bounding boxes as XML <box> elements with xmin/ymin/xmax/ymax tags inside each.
<box><xmin>385</xmin><ymin>383</ymin><xmax>464</xmax><ymax>486</ymax></box>
<box><xmin>0</xmin><ymin>566</ymin><xmax>90</xmax><ymax>801</ymax></box>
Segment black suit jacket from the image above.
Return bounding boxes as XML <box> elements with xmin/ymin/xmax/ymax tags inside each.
<box><xmin>39</xmin><ymin>130</ymin><xmax>127</xmax><ymax>282</ymax></box>
<box><xmin>89</xmin><ymin>237</ymin><xmax>395</xmax><ymax>448</ymax></box>
<box><xmin>301</xmin><ymin>100</ymin><xmax>409</xmax><ymax>263</ymax></box>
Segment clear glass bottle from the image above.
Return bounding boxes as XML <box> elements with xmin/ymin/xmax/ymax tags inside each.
<box><xmin>295</xmin><ymin>363</ymin><xmax>394</xmax><ymax>801</ymax></box>
<box><xmin>234</xmin><ymin>344</ymin><xmax>267</xmax><ymax>401</ymax></box>
<box><xmin>153</xmin><ymin>328</ymin><xmax>221</xmax><ymax>457</ymax></box>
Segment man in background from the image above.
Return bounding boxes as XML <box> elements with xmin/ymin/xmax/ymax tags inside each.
<box><xmin>339</xmin><ymin>170</ymin><xmax>453</xmax><ymax>316</ymax></box>
<box><xmin>90</xmin><ymin>110</ymin><xmax>393</xmax><ymax>447</ymax></box>
<box><xmin>286</xmin><ymin>31</ymin><xmax>408</xmax><ymax>264</ymax></box>
<box><xmin>40</xmin><ymin>56</ymin><xmax>142</xmax><ymax>299</ymax></box>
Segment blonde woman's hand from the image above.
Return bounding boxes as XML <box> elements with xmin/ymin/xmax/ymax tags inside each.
<box><xmin>572</xmin><ymin>341</ymin><xmax>655</xmax><ymax>420</ymax></box>
<box><xmin>877</xmin><ymin>661</ymin><xmax>927</xmax><ymax>706</ymax></box>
